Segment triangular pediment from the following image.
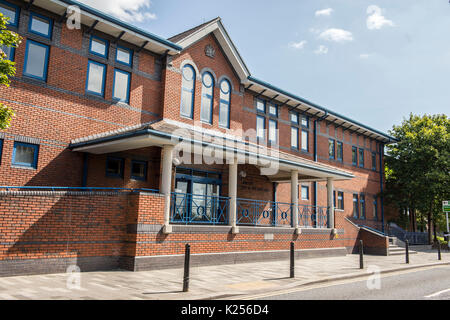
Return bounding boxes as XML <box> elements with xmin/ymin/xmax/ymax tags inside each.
<box><xmin>169</xmin><ymin>18</ymin><xmax>250</xmax><ymax>82</ymax></box>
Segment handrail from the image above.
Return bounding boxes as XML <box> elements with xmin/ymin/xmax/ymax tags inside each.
<box><xmin>0</xmin><ymin>186</ymin><xmax>160</xmax><ymax>193</ymax></box>
<box><xmin>360</xmin><ymin>225</ymin><xmax>388</xmax><ymax>237</ymax></box>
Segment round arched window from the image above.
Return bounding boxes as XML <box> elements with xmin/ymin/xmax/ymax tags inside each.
<box><xmin>182</xmin><ymin>64</ymin><xmax>195</xmax><ymax>82</ymax></box>
<box><xmin>220</xmin><ymin>79</ymin><xmax>230</xmax><ymax>94</ymax></box>
<box><xmin>202</xmin><ymin>72</ymin><xmax>213</xmax><ymax>88</ymax></box>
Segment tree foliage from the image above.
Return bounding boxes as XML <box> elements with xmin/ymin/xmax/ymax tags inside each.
<box><xmin>385</xmin><ymin>114</ymin><xmax>450</xmax><ymax>241</ymax></box>
<box><xmin>0</xmin><ymin>12</ymin><xmax>21</xmax><ymax>130</ymax></box>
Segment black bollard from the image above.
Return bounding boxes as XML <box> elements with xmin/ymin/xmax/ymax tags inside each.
<box><xmin>183</xmin><ymin>243</ymin><xmax>191</xmax><ymax>292</ymax></box>
<box><xmin>290</xmin><ymin>242</ymin><xmax>295</xmax><ymax>278</ymax></box>
<box><xmin>438</xmin><ymin>241</ymin><xmax>442</xmax><ymax>261</ymax></box>
<box><xmin>405</xmin><ymin>240</ymin><xmax>409</xmax><ymax>264</ymax></box>
<box><xmin>359</xmin><ymin>240</ymin><xmax>364</xmax><ymax>269</ymax></box>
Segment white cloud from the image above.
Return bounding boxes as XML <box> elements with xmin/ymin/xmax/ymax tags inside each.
<box><xmin>289</xmin><ymin>40</ymin><xmax>307</xmax><ymax>50</ymax></box>
<box><xmin>318</xmin><ymin>28</ymin><xmax>353</xmax><ymax>43</ymax></box>
<box><xmin>315</xmin><ymin>8</ymin><xmax>333</xmax><ymax>17</ymax></box>
<box><xmin>314</xmin><ymin>45</ymin><xmax>329</xmax><ymax>55</ymax></box>
<box><xmin>359</xmin><ymin>53</ymin><xmax>371</xmax><ymax>59</ymax></box>
<box><xmin>366</xmin><ymin>5</ymin><xmax>394</xmax><ymax>30</ymax></box>
<box><xmin>78</xmin><ymin>0</ymin><xmax>157</xmax><ymax>22</ymax></box>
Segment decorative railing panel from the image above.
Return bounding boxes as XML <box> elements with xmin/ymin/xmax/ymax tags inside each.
<box><xmin>236</xmin><ymin>198</ymin><xmax>292</xmax><ymax>227</ymax></box>
<box><xmin>298</xmin><ymin>205</ymin><xmax>329</xmax><ymax>228</ymax></box>
<box><xmin>170</xmin><ymin>193</ymin><xmax>230</xmax><ymax>225</ymax></box>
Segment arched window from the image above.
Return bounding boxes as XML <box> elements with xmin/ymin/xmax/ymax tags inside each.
<box><xmin>200</xmin><ymin>72</ymin><xmax>214</xmax><ymax>124</ymax></box>
<box><xmin>219</xmin><ymin>79</ymin><xmax>231</xmax><ymax>128</ymax></box>
<box><xmin>180</xmin><ymin>64</ymin><xmax>195</xmax><ymax>118</ymax></box>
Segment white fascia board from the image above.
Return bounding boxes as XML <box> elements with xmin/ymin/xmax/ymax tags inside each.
<box><xmin>48</xmin><ymin>0</ymin><xmax>180</xmax><ymax>54</ymax></box>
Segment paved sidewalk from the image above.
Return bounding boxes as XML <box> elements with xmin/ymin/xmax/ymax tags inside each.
<box><xmin>0</xmin><ymin>247</ymin><xmax>448</xmax><ymax>300</ymax></box>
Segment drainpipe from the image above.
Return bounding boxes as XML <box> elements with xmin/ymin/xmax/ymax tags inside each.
<box><xmin>379</xmin><ymin>142</ymin><xmax>386</xmax><ymax>233</ymax></box>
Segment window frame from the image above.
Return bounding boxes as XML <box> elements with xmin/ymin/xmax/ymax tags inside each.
<box><xmin>353</xmin><ymin>194</ymin><xmax>359</xmax><ymax>218</ymax></box>
<box><xmin>89</xmin><ymin>35</ymin><xmax>109</xmax><ymax>59</ymax></box>
<box><xmin>105</xmin><ymin>156</ymin><xmax>124</xmax><ymax>179</ymax></box>
<box><xmin>2</xmin><ymin>44</ymin><xmax>15</xmax><ymax>61</ymax></box>
<box><xmin>352</xmin><ymin>146</ymin><xmax>358</xmax><ymax>166</ymax></box>
<box><xmin>112</xmin><ymin>69</ymin><xmax>131</xmax><ymax>103</ymax></box>
<box><xmin>12</xmin><ymin>141</ymin><xmax>39</xmax><ymax>169</ymax></box>
<box><xmin>290</xmin><ymin>111</ymin><xmax>299</xmax><ymax>125</ymax></box>
<box><xmin>337</xmin><ymin>191</ymin><xmax>344</xmax><ymax>210</ymax></box>
<box><xmin>256</xmin><ymin>98</ymin><xmax>266</xmax><ymax>114</ymax></box>
<box><xmin>23</xmin><ymin>39</ymin><xmax>50</xmax><ymax>81</ymax></box>
<box><xmin>337</xmin><ymin>141</ymin><xmax>343</xmax><ymax>162</ymax></box>
<box><xmin>301</xmin><ymin>115</ymin><xmax>309</xmax><ymax>128</ymax></box>
<box><xmin>200</xmin><ymin>71</ymin><xmax>214</xmax><ymax>124</ymax></box>
<box><xmin>130</xmin><ymin>160</ymin><xmax>148</xmax><ymax>181</ymax></box>
<box><xmin>360</xmin><ymin>194</ymin><xmax>366</xmax><ymax>219</ymax></box>
<box><xmin>359</xmin><ymin>148</ymin><xmax>365</xmax><ymax>168</ymax></box>
<box><xmin>0</xmin><ymin>0</ymin><xmax>20</xmax><ymax>27</ymax></box>
<box><xmin>256</xmin><ymin>115</ymin><xmax>266</xmax><ymax>142</ymax></box>
<box><xmin>301</xmin><ymin>129</ymin><xmax>309</xmax><ymax>152</ymax></box>
<box><xmin>180</xmin><ymin>64</ymin><xmax>196</xmax><ymax>119</ymax></box>
<box><xmin>218</xmin><ymin>79</ymin><xmax>231</xmax><ymax>129</ymax></box>
<box><xmin>0</xmin><ymin>138</ymin><xmax>3</xmax><ymax>165</ymax></box>
<box><xmin>301</xmin><ymin>185</ymin><xmax>310</xmax><ymax>201</ymax></box>
<box><xmin>28</xmin><ymin>11</ymin><xmax>53</xmax><ymax>39</ymax></box>
<box><xmin>372</xmin><ymin>152</ymin><xmax>377</xmax><ymax>171</ymax></box>
<box><xmin>115</xmin><ymin>45</ymin><xmax>133</xmax><ymax>67</ymax></box>
<box><xmin>329</xmin><ymin>139</ymin><xmax>336</xmax><ymax>160</ymax></box>
<box><xmin>268</xmin><ymin>103</ymin><xmax>278</xmax><ymax>117</ymax></box>
<box><xmin>373</xmin><ymin>197</ymin><xmax>378</xmax><ymax>220</ymax></box>
<box><xmin>291</xmin><ymin>126</ymin><xmax>299</xmax><ymax>150</ymax></box>
<box><xmin>268</xmin><ymin>118</ymin><xmax>278</xmax><ymax>144</ymax></box>
<box><xmin>85</xmin><ymin>60</ymin><xmax>107</xmax><ymax>97</ymax></box>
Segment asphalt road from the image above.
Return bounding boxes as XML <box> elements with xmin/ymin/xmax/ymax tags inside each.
<box><xmin>255</xmin><ymin>266</ymin><xmax>450</xmax><ymax>300</ymax></box>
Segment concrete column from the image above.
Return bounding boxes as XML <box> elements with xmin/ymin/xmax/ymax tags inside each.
<box><xmin>162</xmin><ymin>145</ymin><xmax>174</xmax><ymax>234</ymax></box>
<box><xmin>291</xmin><ymin>170</ymin><xmax>300</xmax><ymax>234</ymax></box>
<box><xmin>229</xmin><ymin>161</ymin><xmax>239</xmax><ymax>234</ymax></box>
<box><xmin>327</xmin><ymin>177</ymin><xmax>335</xmax><ymax>230</ymax></box>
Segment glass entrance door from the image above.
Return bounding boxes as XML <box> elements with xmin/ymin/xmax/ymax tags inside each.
<box><xmin>173</xmin><ymin>168</ymin><xmax>222</xmax><ymax>224</ymax></box>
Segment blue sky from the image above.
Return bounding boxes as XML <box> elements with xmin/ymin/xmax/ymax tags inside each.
<box><xmin>82</xmin><ymin>0</ymin><xmax>450</xmax><ymax>134</ymax></box>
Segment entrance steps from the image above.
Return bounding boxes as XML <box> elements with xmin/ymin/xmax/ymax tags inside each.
<box><xmin>388</xmin><ymin>237</ymin><xmax>418</xmax><ymax>256</ymax></box>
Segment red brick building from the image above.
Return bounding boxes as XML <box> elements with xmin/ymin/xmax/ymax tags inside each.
<box><xmin>0</xmin><ymin>0</ymin><xmax>396</xmax><ymax>276</ymax></box>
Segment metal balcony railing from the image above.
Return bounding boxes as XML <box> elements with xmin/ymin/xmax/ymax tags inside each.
<box><xmin>236</xmin><ymin>198</ymin><xmax>292</xmax><ymax>227</ymax></box>
<box><xmin>170</xmin><ymin>192</ymin><xmax>230</xmax><ymax>225</ymax></box>
<box><xmin>298</xmin><ymin>205</ymin><xmax>329</xmax><ymax>228</ymax></box>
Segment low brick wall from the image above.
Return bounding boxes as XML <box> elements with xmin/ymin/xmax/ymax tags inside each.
<box><xmin>0</xmin><ymin>191</ymin><xmax>363</xmax><ymax>276</ymax></box>
<box><xmin>358</xmin><ymin>227</ymin><xmax>389</xmax><ymax>256</ymax></box>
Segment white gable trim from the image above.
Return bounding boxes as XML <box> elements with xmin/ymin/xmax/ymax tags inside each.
<box><xmin>174</xmin><ymin>20</ymin><xmax>251</xmax><ymax>82</ymax></box>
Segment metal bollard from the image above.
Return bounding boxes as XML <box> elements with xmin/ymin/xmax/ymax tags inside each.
<box><xmin>290</xmin><ymin>242</ymin><xmax>295</xmax><ymax>278</ymax></box>
<box><xmin>438</xmin><ymin>241</ymin><xmax>442</xmax><ymax>261</ymax></box>
<box><xmin>183</xmin><ymin>243</ymin><xmax>191</xmax><ymax>292</ymax></box>
<box><xmin>359</xmin><ymin>240</ymin><xmax>364</xmax><ymax>269</ymax></box>
<box><xmin>405</xmin><ymin>240</ymin><xmax>409</xmax><ymax>264</ymax></box>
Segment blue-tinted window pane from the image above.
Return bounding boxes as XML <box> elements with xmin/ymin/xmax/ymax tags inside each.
<box><xmin>90</xmin><ymin>36</ymin><xmax>108</xmax><ymax>57</ymax></box>
<box><xmin>257</xmin><ymin>116</ymin><xmax>265</xmax><ymax>140</ymax></box>
<box><xmin>301</xmin><ymin>130</ymin><xmax>308</xmax><ymax>151</ymax></box>
<box><xmin>86</xmin><ymin>61</ymin><xmax>106</xmax><ymax>95</ymax></box>
<box><xmin>219</xmin><ymin>80</ymin><xmax>230</xmax><ymax>128</ymax></box>
<box><xmin>180</xmin><ymin>64</ymin><xmax>195</xmax><ymax>118</ymax></box>
<box><xmin>131</xmin><ymin>160</ymin><xmax>147</xmax><ymax>181</ymax></box>
<box><xmin>1</xmin><ymin>44</ymin><xmax>14</xmax><ymax>60</ymax></box>
<box><xmin>201</xmin><ymin>72</ymin><xmax>213</xmax><ymax>123</ymax></box>
<box><xmin>256</xmin><ymin>99</ymin><xmax>265</xmax><ymax>113</ymax></box>
<box><xmin>24</xmin><ymin>41</ymin><xmax>49</xmax><ymax>80</ymax></box>
<box><xmin>113</xmin><ymin>69</ymin><xmax>130</xmax><ymax>102</ymax></box>
<box><xmin>301</xmin><ymin>186</ymin><xmax>309</xmax><ymax>200</ymax></box>
<box><xmin>359</xmin><ymin>149</ymin><xmax>364</xmax><ymax>167</ymax></box>
<box><xmin>329</xmin><ymin>139</ymin><xmax>335</xmax><ymax>159</ymax></box>
<box><xmin>116</xmin><ymin>47</ymin><xmax>132</xmax><ymax>65</ymax></box>
<box><xmin>301</xmin><ymin>116</ymin><xmax>309</xmax><ymax>127</ymax></box>
<box><xmin>0</xmin><ymin>2</ymin><xmax>18</xmax><ymax>26</ymax></box>
<box><xmin>12</xmin><ymin>142</ymin><xmax>39</xmax><ymax>168</ymax></box>
<box><xmin>106</xmin><ymin>157</ymin><xmax>124</xmax><ymax>178</ymax></box>
<box><xmin>268</xmin><ymin>104</ymin><xmax>277</xmax><ymax>117</ymax></box>
<box><xmin>291</xmin><ymin>112</ymin><xmax>299</xmax><ymax>124</ymax></box>
<box><xmin>29</xmin><ymin>13</ymin><xmax>52</xmax><ymax>37</ymax></box>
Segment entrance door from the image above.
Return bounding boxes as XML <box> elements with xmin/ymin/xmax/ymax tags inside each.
<box><xmin>173</xmin><ymin>168</ymin><xmax>222</xmax><ymax>224</ymax></box>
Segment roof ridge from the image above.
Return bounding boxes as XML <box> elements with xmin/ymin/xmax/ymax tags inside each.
<box><xmin>168</xmin><ymin>17</ymin><xmax>221</xmax><ymax>43</ymax></box>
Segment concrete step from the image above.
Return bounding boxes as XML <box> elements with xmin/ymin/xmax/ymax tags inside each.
<box><xmin>389</xmin><ymin>248</ymin><xmax>418</xmax><ymax>256</ymax></box>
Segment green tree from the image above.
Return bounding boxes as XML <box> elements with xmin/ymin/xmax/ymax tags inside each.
<box><xmin>385</xmin><ymin>114</ymin><xmax>450</xmax><ymax>243</ymax></box>
<box><xmin>0</xmin><ymin>12</ymin><xmax>21</xmax><ymax>130</ymax></box>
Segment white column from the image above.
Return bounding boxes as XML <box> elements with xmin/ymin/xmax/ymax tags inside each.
<box><xmin>229</xmin><ymin>161</ymin><xmax>239</xmax><ymax>234</ymax></box>
<box><xmin>327</xmin><ymin>177</ymin><xmax>335</xmax><ymax>230</ymax></box>
<box><xmin>161</xmin><ymin>145</ymin><xmax>174</xmax><ymax>234</ymax></box>
<box><xmin>291</xmin><ymin>170</ymin><xmax>300</xmax><ymax>233</ymax></box>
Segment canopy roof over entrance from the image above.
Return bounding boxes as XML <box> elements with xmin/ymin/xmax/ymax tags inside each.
<box><xmin>70</xmin><ymin>120</ymin><xmax>355</xmax><ymax>182</ymax></box>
